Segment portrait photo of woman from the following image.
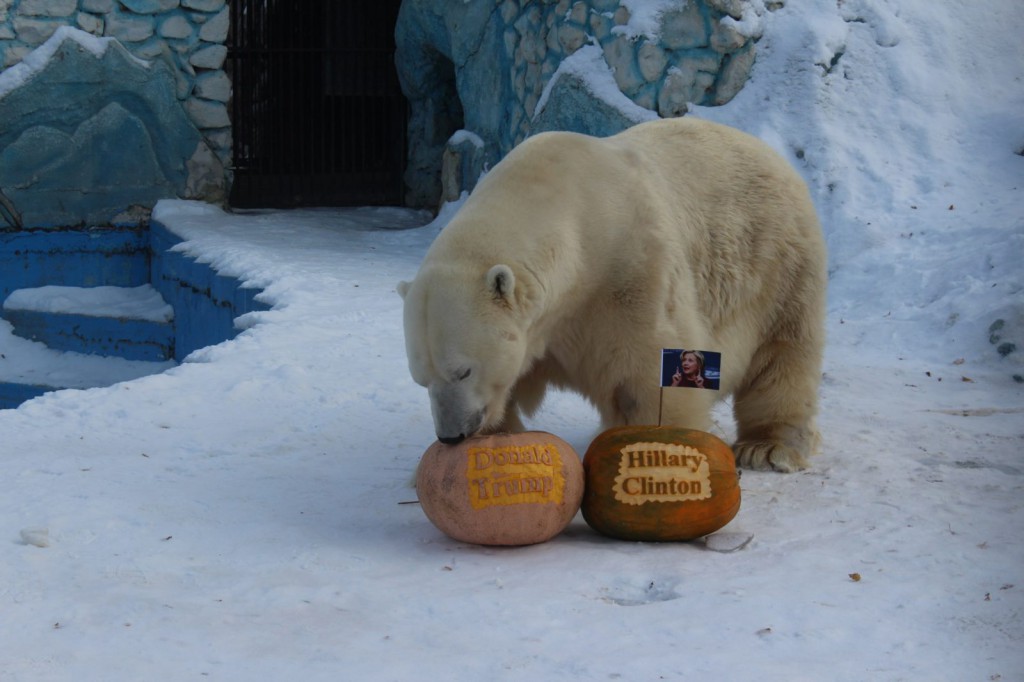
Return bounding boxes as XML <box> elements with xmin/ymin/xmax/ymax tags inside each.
<box><xmin>661</xmin><ymin>349</ymin><xmax>721</xmax><ymax>390</ymax></box>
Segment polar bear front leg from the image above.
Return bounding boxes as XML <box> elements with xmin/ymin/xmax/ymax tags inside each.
<box><xmin>481</xmin><ymin>406</ymin><xmax>526</xmax><ymax>434</ymax></box>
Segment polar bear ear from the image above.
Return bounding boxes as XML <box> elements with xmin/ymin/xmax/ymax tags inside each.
<box><xmin>396</xmin><ymin>280</ymin><xmax>411</xmax><ymax>299</ymax></box>
<box><xmin>486</xmin><ymin>264</ymin><xmax>515</xmax><ymax>302</ymax></box>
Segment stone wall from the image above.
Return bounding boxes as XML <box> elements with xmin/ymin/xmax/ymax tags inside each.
<box><xmin>1</xmin><ymin>0</ymin><xmax>761</xmax><ymax>216</ymax></box>
<box><xmin>396</xmin><ymin>0</ymin><xmax>758</xmax><ymax>207</ymax></box>
<box><xmin>0</xmin><ymin>0</ymin><xmax>229</xmax><ymax>226</ymax></box>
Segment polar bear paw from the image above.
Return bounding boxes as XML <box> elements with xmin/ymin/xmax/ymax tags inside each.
<box><xmin>734</xmin><ymin>422</ymin><xmax>819</xmax><ymax>473</ymax></box>
<box><xmin>733</xmin><ymin>440</ymin><xmax>809</xmax><ymax>473</ymax></box>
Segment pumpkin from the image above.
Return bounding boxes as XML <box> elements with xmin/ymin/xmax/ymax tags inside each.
<box><xmin>581</xmin><ymin>426</ymin><xmax>740</xmax><ymax>541</ymax></box>
<box><xmin>416</xmin><ymin>431</ymin><xmax>584</xmax><ymax>546</ymax></box>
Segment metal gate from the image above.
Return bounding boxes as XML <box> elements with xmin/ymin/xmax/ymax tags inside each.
<box><xmin>227</xmin><ymin>1</ymin><xmax>407</xmax><ymax>207</ymax></box>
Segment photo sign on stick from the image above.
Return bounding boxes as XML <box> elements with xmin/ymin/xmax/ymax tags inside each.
<box><xmin>658</xmin><ymin>348</ymin><xmax>721</xmax><ymax>425</ymax></box>
<box><xmin>660</xmin><ymin>348</ymin><xmax>721</xmax><ymax>390</ymax></box>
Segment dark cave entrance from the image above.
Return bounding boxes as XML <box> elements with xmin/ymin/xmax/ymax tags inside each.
<box><xmin>227</xmin><ymin>1</ymin><xmax>408</xmax><ymax>207</ymax></box>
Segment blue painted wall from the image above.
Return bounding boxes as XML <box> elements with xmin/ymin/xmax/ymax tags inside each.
<box><xmin>149</xmin><ymin>221</ymin><xmax>270</xmax><ymax>361</ymax></box>
<box><xmin>0</xmin><ymin>227</ymin><xmax>150</xmax><ymax>302</ymax></box>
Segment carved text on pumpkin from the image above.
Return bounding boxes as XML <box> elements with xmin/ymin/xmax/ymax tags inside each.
<box><xmin>466</xmin><ymin>443</ymin><xmax>566</xmax><ymax>509</ymax></box>
<box><xmin>613</xmin><ymin>442</ymin><xmax>713</xmax><ymax>505</ymax></box>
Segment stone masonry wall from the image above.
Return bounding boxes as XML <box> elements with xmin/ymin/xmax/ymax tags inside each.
<box><xmin>0</xmin><ymin>0</ymin><xmax>230</xmax><ymax>177</ymax></box>
<box><xmin>396</xmin><ymin>0</ymin><xmax>758</xmax><ymax>207</ymax></box>
<box><xmin>503</xmin><ymin>0</ymin><xmax>754</xmax><ymax>146</ymax></box>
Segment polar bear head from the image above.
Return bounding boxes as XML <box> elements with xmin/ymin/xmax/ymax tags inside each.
<box><xmin>398</xmin><ymin>264</ymin><xmax>530</xmax><ymax>444</ymax></box>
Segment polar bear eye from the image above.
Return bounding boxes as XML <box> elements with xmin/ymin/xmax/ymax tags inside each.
<box><xmin>455</xmin><ymin>368</ymin><xmax>472</xmax><ymax>381</ymax></box>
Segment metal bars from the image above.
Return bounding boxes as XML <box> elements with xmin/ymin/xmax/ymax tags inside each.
<box><xmin>227</xmin><ymin>1</ymin><xmax>407</xmax><ymax>207</ymax></box>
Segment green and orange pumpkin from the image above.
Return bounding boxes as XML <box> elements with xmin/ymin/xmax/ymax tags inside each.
<box><xmin>581</xmin><ymin>426</ymin><xmax>741</xmax><ymax>541</ymax></box>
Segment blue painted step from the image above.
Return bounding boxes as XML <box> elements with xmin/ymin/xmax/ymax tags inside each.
<box><xmin>0</xmin><ymin>382</ymin><xmax>52</xmax><ymax>410</ymax></box>
<box><xmin>2</xmin><ymin>285</ymin><xmax>175</xmax><ymax>361</ymax></box>
<box><xmin>0</xmin><ymin>227</ymin><xmax>149</xmax><ymax>301</ymax></box>
<box><xmin>0</xmin><ymin>216</ymin><xmax>272</xmax><ymax>410</ymax></box>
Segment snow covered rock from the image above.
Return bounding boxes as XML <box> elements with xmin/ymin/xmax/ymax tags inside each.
<box><xmin>0</xmin><ymin>0</ymin><xmax>233</xmax><ymax>222</ymax></box>
<box><xmin>532</xmin><ymin>44</ymin><xmax>658</xmax><ymax>138</ymax></box>
<box><xmin>0</xmin><ymin>27</ymin><xmax>201</xmax><ymax>227</ymax></box>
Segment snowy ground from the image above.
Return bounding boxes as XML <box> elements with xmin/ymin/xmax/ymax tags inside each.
<box><xmin>2</xmin><ymin>1</ymin><xmax>1023</xmax><ymax>680</ymax></box>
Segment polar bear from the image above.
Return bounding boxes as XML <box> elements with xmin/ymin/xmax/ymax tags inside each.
<box><xmin>399</xmin><ymin>117</ymin><xmax>826</xmax><ymax>472</ymax></box>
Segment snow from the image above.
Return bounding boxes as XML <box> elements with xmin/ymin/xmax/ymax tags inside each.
<box><xmin>721</xmin><ymin>3</ymin><xmax>765</xmax><ymax>39</ymax></box>
<box><xmin>448</xmin><ymin>129</ymin><xmax>486</xmax><ymax>149</ymax></box>
<box><xmin>614</xmin><ymin>0</ymin><xmax>681</xmax><ymax>40</ymax></box>
<box><xmin>3</xmin><ymin>285</ymin><xmax>174</xmax><ymax>323</ymax></box>
<box><xmin>2</xmin><ymin>1</ymin><xmax>1023</xmax><ymax>680</ymax></box>
<box><xmin>691</xmin><ymin>0</ymin><xmax>1024</xmax><ymax>366</ymax></box>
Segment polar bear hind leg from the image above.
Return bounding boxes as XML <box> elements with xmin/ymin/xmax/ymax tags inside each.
<box><xmin>732</xmin><ymin>334</ymin><xmax>823</xmax><ymax>472</ymax></box>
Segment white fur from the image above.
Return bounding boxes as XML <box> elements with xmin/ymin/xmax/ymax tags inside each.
<box><xmin>400</xmin><ymin>118</ymin><xmax>826</xmax><ymax>471</ymax></box>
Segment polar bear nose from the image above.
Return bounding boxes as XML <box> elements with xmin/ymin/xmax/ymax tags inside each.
<box><xmin>439</xmin><ymin>434</ymin><xmax>467</xmax><ymax>445</ymax></box>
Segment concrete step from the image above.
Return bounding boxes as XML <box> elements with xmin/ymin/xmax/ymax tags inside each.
<box><xmin>0</xmin><ymin>316</ymin><xmax>177</xmax><ymax>410</ymax></box>
<box><xmin>2</xmin><ymin>285</ymin><xmax>175</xmax><ymax>361</ymax></box>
